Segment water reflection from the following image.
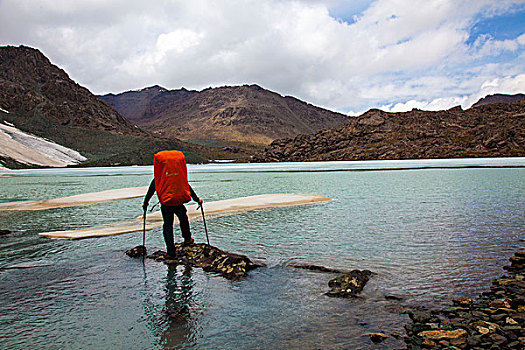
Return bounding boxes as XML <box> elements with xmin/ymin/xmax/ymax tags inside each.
<box><xmin>160</xmin><ymin>265</ymin><xmax>194</xmax><ymax>349</ymax></box>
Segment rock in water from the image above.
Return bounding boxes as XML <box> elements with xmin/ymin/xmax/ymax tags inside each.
<box><xmin>404</xmin><ymin>251</ymin><xmax>525</xmax><ymax>349</ymax></box>
<box><xmin>368</xmin><ymin>332</ymin><xmax>389</xmax><ymax>344</ymax></box>
<box><xmin>326</xmin><ymin>269</ymin><xmax>373</xmax><ymax>297</ymax></box>
<box><xmin>287</xmin><ymin>263</ymin><xmax>346</xmax><ymax>274</ymax></box>
<box><xmin>0</xmin><ymin>229</ymin><xmax>12</xmax><ymax>236</ymax></box>
<box><xmin>147</xmin><ymin>243</ymin><xmax>265</xmax><ymax>280</ymax></box>
<box><xmin>125</xmin><ymin>245</ymin><xmax>147</xmax><ymax>257</ymax></box>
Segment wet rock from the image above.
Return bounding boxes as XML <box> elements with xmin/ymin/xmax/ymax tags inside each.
<box><xmin>125</xmin><ymin>245</ymin><xmax>147</xmax><ymax>257</ymax></box>
<box><xmin>418</xmin><ymin>329</ymin><xmax>468</xmax><ymax>340</ymax></box>
<box><xmin>404</xmin><ymin>251</ymin><xmax>525</xmax><ymax>349</ymax></box>
<box><xmin>326</xmin><ymin>269</ymin><xmax>373</xmax><ymax>297</ymax></box>
<box><xmin>453</xmin><ymin>297</ymin><xmax>473</xmax><ymax>307</ymax></box>
<box><xmin>287</xmin><ymin>263</ymin><xmax>345</xmax><ymax>274</ymax></box>
<box><xmin>368</xmin><ymin>332</ymin><xmax>388</xmax><ymax>343</ymax></box>
<box><xmin>146</xmin><ymin>243</ymin><xmax>265</xmax><ymax>280</ymax></box>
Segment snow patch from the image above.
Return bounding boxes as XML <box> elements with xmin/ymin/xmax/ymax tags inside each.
<box><xmin>0</xmin><ymin>123</ymin><xmax>87</xmax><ymax>168</ymax></box>
<box><xmin>0</xmin><ymin>108</ymin><xmax>9</xmax><ymax>114</ymax></box>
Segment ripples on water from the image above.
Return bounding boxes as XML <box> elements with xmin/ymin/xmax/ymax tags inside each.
<box><xmin>0</xmin><ymin>159</ymin><xmax>523</xmax><ymax>349</ymax></box>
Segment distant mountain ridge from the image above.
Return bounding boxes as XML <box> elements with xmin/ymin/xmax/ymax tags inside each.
<box><xmin>0</xmin><ymin>45</ymin><xmax>204</xmax><ymax>167</ymax></box>
<box><xmin>253</xmin><ymin>100</ymin><xmax>525</xmax><ymax>162</ymax></box>
<box><xmin>99</xmin><ymin>84</ymin><xmax>348</xmax><ymax>145</ymax></box>
<box><xmin>472</xmin><ymin>93</ymin><xmax>525</xmax><ymax>108</ymax></box>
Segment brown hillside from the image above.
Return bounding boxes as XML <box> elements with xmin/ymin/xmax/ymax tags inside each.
<box><xmin>0</xmin><ymin>45</ymin><xmax>143</xmax><ymax>135</ymax></box>
<box><xmin>253</xmin><ymin>100</ymin><xmax>525</xmax><ymax>162</ymax></box>
<box><xmin>99</xmin><ymin>84</ymin><xmax>348</xmax><ymax>145</ymax></box>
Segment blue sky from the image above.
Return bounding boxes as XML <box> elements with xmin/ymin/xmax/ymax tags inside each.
<box><xmin>0</xmin><ymin>0</ymin><xmax>523</xmax><ymax>115</ymax></box>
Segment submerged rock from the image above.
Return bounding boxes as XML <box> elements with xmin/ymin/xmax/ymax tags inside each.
<box><xmin>326</xmin><ymin>269</ymin><xmax>373</xmax><ymax>298</ymax></box>
<box><xmin>368</xmin><ymin>332</ymin><xmax>389</xmax><ymax>343</ymax></box>
<box><xmin>125</xmin><ymin>245</ymin><xmax>147</xmax><ymax>257</ymax></box>
<box><xmin>146</xmin><ymin>243</ymin><xmax>265</xmax><ymax>280</ymax></box>
<box><xmin>288</xmin><ymin>263</ymin><xmax>374</xmax><ymax>297</ymax></box>
<box><xmin>404</xmin><ymin>251</ymin><xmax>525</xmax><ymax>349</ymax></box>
<box><xmin>287</xmin><ymin>263</ymin><xmax>346</xmax><ymax>274</ymax></box>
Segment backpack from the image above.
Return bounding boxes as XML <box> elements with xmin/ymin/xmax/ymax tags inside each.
<box><xmin>154</xmin><ymin>150</ymin><xmax>191</xmax><ymax>206</ymax></box>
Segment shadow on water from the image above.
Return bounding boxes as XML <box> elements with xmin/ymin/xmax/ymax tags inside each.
<box><xmin>159</xmin><ymin>265</ymin><xmax>195</xmax><ymax>349</ymax></box>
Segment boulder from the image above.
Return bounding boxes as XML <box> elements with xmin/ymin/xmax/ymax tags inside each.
<box><xmin>146</xmin><ymin>243</ymin><xmax>265</xmax><ymax>280</ymax></box>
<box><xmin>326</xmin><ymin>269</ymin><xmax>373</xmax><ymax>297</ymax></box>
<box><xmin>368</xmin><ymin>332</ymin><xmax>388</xmax><ymax>343</ymax></box>
<box><xmin>125</xmin><ymin>245</ymin><xmax>147</xmax><ymax>257</ymax></box>
<box><xmin>287</xmin><ymin>263</ymin><xmax>345</xmax><ymax>274</ymax></box>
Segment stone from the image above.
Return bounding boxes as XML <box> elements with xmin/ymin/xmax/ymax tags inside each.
<box><xmin>418</xmin><ymin>329</ymin><xmax>468</xmax><ymax>340</ymax></box>
<box><xmin>145</xmin><ymin>243</ymin><xmax>265</xmax><ymax>280</ymax></box>
<box><xmin>506</xmin><ymin>317</ymin><xmax>518</xmax><ymax>325</ymax></box>
<box><xmin>287</xmin><ymin>263</ymin><xmax>345</xmax><ymax>274</ymax></box>
<box><xmin>0</xmin><ymin>229</ymin><xmax>11</xmax><ymax>236</ymax></box>
<box><xmin>326</xmin><ymin>269</ymin><xmax>373</xmax><ymax>297</ymax></box>
<box><xmin>368</xmin><ymin>332</ymin><xmax>388</xmax><ymax>343</ymax></box>
<box><xmin>125</xmin><ymin>245</ymin><xmax>147</xmax><ymax>257</ymax></box>
<box><xmin>453</xmin><ymin>297</ymin><xmax>473</xmax><ymax>306</ymax></box>
<box><xmin>421</xmin><ymin>338</ymin><xmax>436</xmax><ymax>347</ymax></box>
<box><xmin>489</xmin><ymin>333</ymin><xmax>508</xmax><ymax>345</ymax></box>
<box><xmin>409</xmin><ymin>311</ymin><xmax>434</xmax><ymax>324</ymax></box>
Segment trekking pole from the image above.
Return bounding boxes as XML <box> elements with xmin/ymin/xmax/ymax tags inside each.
<box><xmin>149</xmin><ymin>200</ymin><xmax>160</xmax><ymax>212</ymax></box>
<box><xmin>197</xmin><ymin>202</ymin><xmax>210</xmax><ymax>245</ymax></box>
<box><xmin>142</xmin><ymin>207</ymin><xmax>147</xmax><ymax>248</ymax></box>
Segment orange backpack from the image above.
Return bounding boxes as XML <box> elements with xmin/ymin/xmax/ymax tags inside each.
<box><xmin>154</xmin><ymin>150</ymin><xmax>191</xmax><ymax>206</ymax></box>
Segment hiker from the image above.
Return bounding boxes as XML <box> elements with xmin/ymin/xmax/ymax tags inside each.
<box><xmin>142</xmin><ymin>150</ymin><xmax>202</xmax><ymax>256</ymax></box>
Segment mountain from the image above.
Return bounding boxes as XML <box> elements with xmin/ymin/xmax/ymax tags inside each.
<box><xmin>472</xmin><ymin>93</ymin><xmax>525</xmax><ymax>108</ymax></box>
<box><xmin>253</xmin><ymin>100</ymin><xmax>525</xmax><ymax>162</ymax></box>
<box><xmin>99</xmin><ymin>84</ymin><xmax>348</xmax><ymax>145</ymax></box>
<box><xmin>0</xmin><ymin>45</ymin><xmax>204</xmax><ymax>168</ymax></box>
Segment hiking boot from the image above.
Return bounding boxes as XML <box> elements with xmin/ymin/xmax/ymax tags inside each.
<box><xmin>182</xmin><ymin>238</ymin><xmax>194</xmax><ymax>246</ymax></box>
<box><xmin>161</xmin><ymin>252</ymin><xmax>175</xmax><ymax>260</ymax></box>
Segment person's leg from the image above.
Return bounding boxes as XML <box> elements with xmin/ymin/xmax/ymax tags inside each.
<box><xmin>161</xmin><ymin>204</ymin><xmax>176</xmax><ymax>255</ymax></box>
<box><xmin>173</xmin><ymin>205</ymin><xmax>192</xmax><ymax>243</ymax></box>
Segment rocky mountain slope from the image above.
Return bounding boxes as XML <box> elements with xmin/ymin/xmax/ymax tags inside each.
<box><xmin>472</xmin><ymin>93</ymin><xmax>525</xmax><ymax>108</ymax></box>
<box><xmin>0</xmin><ymin>45</ymin><xmax>204</xmax><ymax>167</ymax></box>
<box><xmin>99</xmin><ymin>84</ymin><xmax>348</xmax><ymax>145</ymax></box>
<box><xmin>253</xmin><ymin>99</ymin><xmax>525</xmax><ymax>162</ymax></box>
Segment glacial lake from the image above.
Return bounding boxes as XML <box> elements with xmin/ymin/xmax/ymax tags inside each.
<box><xmin>0</xmin><ymin>158</ymin><xmax>524</xmax><ymax>349</ymax></box>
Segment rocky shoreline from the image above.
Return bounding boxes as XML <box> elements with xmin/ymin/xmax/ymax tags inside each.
<box><xmin>404</xmin><ymin>251</ymin><xmax>525</xmax><ymax>349</ymax></box>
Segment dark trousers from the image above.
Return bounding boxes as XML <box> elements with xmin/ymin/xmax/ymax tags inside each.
<box><xmin>161</xmin><ymin>204</ymin><xmax>191</xmax><ymax>255</ymax></box>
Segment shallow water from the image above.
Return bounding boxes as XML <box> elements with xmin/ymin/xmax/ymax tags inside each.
<box><xmin>0</xmin><ymin>158</ymin><xmax>524</xmax><ymax>349</ymax></box>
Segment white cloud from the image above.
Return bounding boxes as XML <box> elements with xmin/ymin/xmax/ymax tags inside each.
<box><xmin>0</xmin><ymin>0</ymin><xmax>523</xmax><ymax>113</ymax></box>
<box><xmin>380</xmin><ymin>73</ymin><xmax>525</xmax><ymax>112</ymax></box>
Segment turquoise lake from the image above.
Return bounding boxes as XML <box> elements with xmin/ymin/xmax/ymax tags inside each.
<box><xmin>0</xmin><ymin>158</ymin><xmax>524</xmax><ymax>349</ymax></box>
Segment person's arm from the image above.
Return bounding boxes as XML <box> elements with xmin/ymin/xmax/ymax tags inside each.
<box><xmin>143</xmin><ymin>179</ymin><xmax>156</xmax><ymax>211</ymax></box>
<box><xmin>189</xmin><ymin>185</ymin><xmax>202</xmax><ymax>204</ymax></box>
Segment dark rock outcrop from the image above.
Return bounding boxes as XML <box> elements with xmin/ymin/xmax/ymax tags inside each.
<box><xmin>125</xmin><ymin>245</ymin><xmax>147</xmax><ymax>258</ymax></box>
<box><xmin>472</xmin><ymin>93</ymin><xmax>525</xmax><ymax>108</ymax></box>
<box><xmin>146</xmin><ymin>243</ymin><xmax>265</xmax><ymax>280</ymax></box>
<box><xmin>404</xmin><ymin>251</ymin><xmax>525</xmax><ymax>349</ymax></box>
<box><xmin>287</xmin><ymin>263</ymin><xmax>346</xmax><ymax>274</ymax></box>
<box><xmin>253</xmin><ymin>99</ymin><xmax>525</xmax><ymax>162</ymax></box>
<box><xmin>326</xmin><ymin>269</ymin><xmax>373</xmax><ymax>298</ymax></box>
<box><xmin>288</xmin><ymin>263</ymin><xmax>373</xmax><ymax>297</ymax></box>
